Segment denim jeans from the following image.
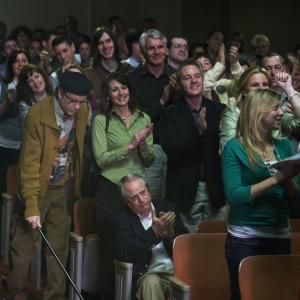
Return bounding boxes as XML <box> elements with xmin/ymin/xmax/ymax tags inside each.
<box><xmin>225</xmin><ymin>234</ymin><xmax>291</xmax><ymax>300</ymax></box>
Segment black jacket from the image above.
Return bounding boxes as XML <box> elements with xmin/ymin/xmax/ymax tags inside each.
<box><xmin>109</xmin><ymin>200</ymin><xmax>186</xmax><ymax>290</ymax></box>
<box><xmin>159</xmin><ymin>98</ymin><xmax>226</xmax><ymax>213</ymax></box>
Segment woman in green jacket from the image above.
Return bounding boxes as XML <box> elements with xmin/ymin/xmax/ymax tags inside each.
<box><xmin>222</xmin><ymin>88</ymin><xmax>300</xmax><ymax>300</ymax></box>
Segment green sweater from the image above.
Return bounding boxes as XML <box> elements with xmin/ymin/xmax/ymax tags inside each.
<box><xmin>222</xmin><ymin>138</ymin><xmax>294</xmax><ymax>227</ymax></box>
<box><xmin>92</xmin><ymin>109</ymin><xmax>154</xmax><ymax>184</ymax></box>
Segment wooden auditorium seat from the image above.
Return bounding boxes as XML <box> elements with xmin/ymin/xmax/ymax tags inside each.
<box><xmin>170</xmin><ymin>233</ymin><xmax>230</xmax><ymax>300</ymax></box>
<box><xmin>239</xmin><ymin>255</ymin><xmax>300</xmax><ymax>300</ymax></box>
<box><xmin>69</xmin><ymin>197</ymin><xmax>101</xmax><ymax>299</ymax></box>
<box><xmin>197</xmin><ymin>220</ymin><xmax>226</xmax><ymax>233</ymax></box>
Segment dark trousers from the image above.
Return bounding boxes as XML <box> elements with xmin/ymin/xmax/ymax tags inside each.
<box><xmin>0</xmin><ymin>146</ymin><xmax>19</xmax><ymax>205</ymax></box>
<box><xmin>225</xmin><ymin>234</ymin><xmax>291</xmax><ymax>300</ymax></box>
<box><xmin>95</xmin><ymin>176</ymin><xmax>125</xmax><ymax>300</ymax></box>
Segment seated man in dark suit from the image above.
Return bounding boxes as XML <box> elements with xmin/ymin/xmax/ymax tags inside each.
<box><xmin>110</xmin><ymin>173</ymin><xmax>186</xmax><ymax>300</ymax></box>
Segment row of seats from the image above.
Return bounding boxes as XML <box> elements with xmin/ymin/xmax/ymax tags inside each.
<box><xmin>71</xmin><ymin>198</ymin><xmax>300</xmax><ymax>300</ymax></box>
<box><xmin>1</xmin><ymin>166</ymin><xmax>300</xmax><ymax>300</ymax></box>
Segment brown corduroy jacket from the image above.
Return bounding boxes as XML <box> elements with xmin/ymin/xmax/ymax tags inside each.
<box><xmin>18</xmin><ymin>96</ymin><xmax>89</xmax><ymax>218</ymax></box>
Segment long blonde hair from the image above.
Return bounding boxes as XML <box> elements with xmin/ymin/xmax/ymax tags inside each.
<box><xmin>236</xmin><ymin>67</ymin><xmax>271</xmax><ymax>107</ymax></box>
<box><xmin>237</xmin><ymin>88</ymin><xmax>281</xmax><ymax>164</ymax></box>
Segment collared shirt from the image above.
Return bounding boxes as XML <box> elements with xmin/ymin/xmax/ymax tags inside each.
<box><xmin>49</xmin><ymin>99</ymin><xmax>75</xmax><ymax>185</ymax></box>
<box><xmin>127</xmin><ymin>63</ymin><xmax>174</xmax><ymax>122</ymax></box>
<box><xmin>136</xmin><ymin>203</ymin><xmax>174</xmax><ymax>274</ymax></box>
<box><xmin>188</xmin><ymin>104</ymin><xmax>202</xmax><ymax>127</ymax></box>
<box><xmin>54</xmin><ymin>98</ymin><xmax>74</xmax><ymax>136</ymax></box>
<box><xmin>122</xmin><ymin>56</ymin><xmax>141</xmax><ymax>68</ymax></box>
<box><xmin>127</xmin><ymin>63</ymin><xmax>175</xmax><ymax>142</ymax></box>
<box><xmin>137</xmin><ymin>203</ymin><xmax>154</xmax><ymax>230</ymax></box>
<box><xmin>92</xmin><ymin>109</ymin><xmax>154</xmax><ymax>184</ymax></box>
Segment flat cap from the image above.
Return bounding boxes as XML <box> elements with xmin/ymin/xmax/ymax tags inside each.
<box><xmin>59</xmin><ymin>71</ymin><xmax>93</xmax><ymax>96</ymax></box>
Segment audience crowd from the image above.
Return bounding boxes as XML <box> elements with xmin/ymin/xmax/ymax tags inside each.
<box><xmin>1</xmin><ymin>14</ymin><xmax>300</xmax><ymax>300</ymax></box>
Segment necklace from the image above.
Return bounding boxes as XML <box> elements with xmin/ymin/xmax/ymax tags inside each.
<box><xmin>117</xmin><ymin>111</ymin><xmax>131</xmax><ymax>123</ymax></box>
<box><xmin>120</xmin><ymin>114</ymin><xmax>129</xmax><ymax>121</ymax></box>
<box><xmin>261</xmin><ymin>145</ymin><xmax>281</xmax><ymax>162</ymax></box>
<box><xmin>263</xmin><ymin>145</ymin><xmax>281</xmax><ymax>175</ymax></box>
<box><xmin>262</xmin><ymin>147</ymin><xmax>275</xmax><ymax>162</ymax></box>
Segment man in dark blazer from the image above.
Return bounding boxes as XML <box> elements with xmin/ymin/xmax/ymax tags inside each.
<box><xmin>110</xmin><ymin>174</ymin><xmax>186</xmax><ymax>300</ymax></box>
<box><xmin>159</xmin><ymin>60</ymin><xmax>226</xmax><ymax>232</ymax></box>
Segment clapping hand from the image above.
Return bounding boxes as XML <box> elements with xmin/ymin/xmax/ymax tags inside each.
<box><xmin>5</xmin><ymin>89</ymin><xmax>16</xmax><ymax>105</ymax></box>
<box><xmin>274</xmin><ymin>72</ymin><xmax>293</xmax><ymax>92</ymax></box>
<box><xmin>275</xmin><ymin>162</ymin><xmax>300</xmax><ymax>184</ymax></box>
<box><xmin>169</xmin><ymin>73</ymin><xmax>177</xmax><ymax>88</ymax></box>
<box><xmin>229</xmin><ymin>45</ymin><xmax>239</xmax><ymax>65</ymax></box>
<box><xmin>218</xmin><ymin>43</ymin><xmax>226</xmax><ymax>65</ymax></box>
<box><xmin>152</xmin><ymin>208</ymin><xmax>176</xmax><ymax>239</ymax></box>
<box><xmin>198</xmin><ymin>107</ymin><xmax>207</xmax><ymax>134</ymax></box>
<box><xmin>128</xmin><ymin>123</ymin><xmax>153</xmax><ymax>151</ymax></box>
<box><xmin>39</xmin><ymin>50</ymin><xmax>52</xmax><ymax>73</ymax></box>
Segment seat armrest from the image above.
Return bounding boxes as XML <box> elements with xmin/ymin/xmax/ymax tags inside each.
<box><xmin>114</xmin><ymin>259</ymin><xmax>133</xmax><ymax>300</ymax></box>
<box><xmin>169</xmin><ymin>276</ymin><xmax>190</xmax><ymax>300</ymax></box>
<box><xmin>81</xmin><ymin>234</ymin><xmax>100</xmax><ymax>295</ymax></box>
<box><xmin>85</xmin><ymin>233</ymin><xmax>99</xmax><ymax>241</ymax></box>
<box><xmin>69</xmin><ymin>232</ymin><xmax>84</xmax><ymax>300</ymax></box>
<box><xmin>114</xmin><ymin>259</ymin><xmax>133</xmax><ymax>270</ymax></box>
<box><xmin>70</xmin><ymin>232</ymin><xmax>84</xmax><ymax>243</ymax></box>
<box><xmin>1</xmin><ymin>193</ymin><xmax>12</xmax><ymax>265</ymax></box>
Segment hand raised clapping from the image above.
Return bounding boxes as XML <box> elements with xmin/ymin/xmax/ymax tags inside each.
<box><xmin>152</xmin><ymin>208</ymin><xmax>176</xmax><ymax>238</ymax></box>
<box><xmin>198</xmin><ymin>107</ymin><xmax>207</xmax><ymax>134</ymax></box>
<box><xmin>128</xmin><ymin>123</ymin><xmax>153</xmax><ymax>151</ymax></box>
<box><xmin>229</xmin><ymin>45</ymin><xmax>239</xmax><ymax>65</ymax></box>
<box><xmin>274</xmin><ymin>72</ymin><xmax>293</xmax><ymax>92</ymax></box>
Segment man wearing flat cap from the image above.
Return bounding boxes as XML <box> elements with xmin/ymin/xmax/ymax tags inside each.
<box><xmin>4</xmin><ymin>72</ymin><xmax>93</xmax><ymax>300</ymax></box>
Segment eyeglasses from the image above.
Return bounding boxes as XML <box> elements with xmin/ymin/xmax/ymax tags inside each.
<box><xmin>173</xmin><ymin>43</ymin><xmax>189</xmax><ymax>50</ymax></box>
<box><xmin>64</xmin><ymin>92</ymin><xmax>88</xmax><ymax>106</ymax></box>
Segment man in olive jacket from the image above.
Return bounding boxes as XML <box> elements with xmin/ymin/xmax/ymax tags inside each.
<box><xmin>5</xmin><ymin>72</ymin><xmax>92</xmax><ymax>300</ymax></box>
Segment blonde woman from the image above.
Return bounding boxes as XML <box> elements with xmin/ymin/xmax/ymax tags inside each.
<box><xmin>222</xmin><ymin>88</ymin><xmax>300</xmax><ymax>300</ymax></box>
<box><xmin>219</xmin><ymin>67</ymin><xmax>271</xmax><ymax>152</ymax></box>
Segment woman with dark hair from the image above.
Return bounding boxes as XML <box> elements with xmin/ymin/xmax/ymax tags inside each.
<box><xmin>0</xmin><ymin>49</ymin><xmax>29</xmax><ymax>207</ymax></box>
<box><xmin>10</xmin><ymin>25</ymin><xmax>32</xmax><ymax>49</ymax></box>
<box><xmin>92</xmin><ymin>72</ymin><xmax>154</xmax><ymax>219</ymax></box>
<box><xmin>3</xmin><ymin>49</ymin><xmax>30</xmax><ymax>88</ymax></box>
<box><xmin>17</xmin><ymin>64</ymin><xmax>53</xmax><ymax>125</ymax></box>
<box><xmin>91</xmin><ymin>72</ymin><xmax>154</xmax><ymax>298</ymax></box>
<box><xmin>85</xmin><ymin>27</ymin><xmax>132</xmax><ymax>102</ymax></box>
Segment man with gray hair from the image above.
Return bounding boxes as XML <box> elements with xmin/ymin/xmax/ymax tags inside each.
<box><xmin>127</xmin><ymin>29</ymin><xmax>174</xmax><ymax>202</ymax></box>
<box><xmin>110</xmin><ymin>174</ymin><xmax>186</xmax><ymax>300</ymax></box>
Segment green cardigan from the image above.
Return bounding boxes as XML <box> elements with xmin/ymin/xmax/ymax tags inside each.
<box><xmin>222</xmin><ymin>138</ymin><xmax>294</xmax><ymax>227</ymax></box>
